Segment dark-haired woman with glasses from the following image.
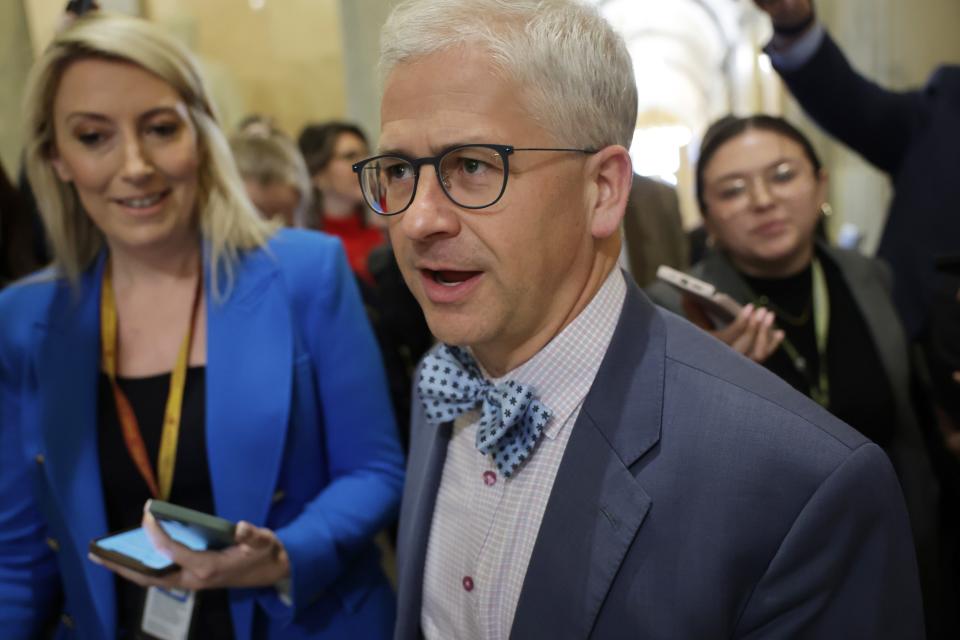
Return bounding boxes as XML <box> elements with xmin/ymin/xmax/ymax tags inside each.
<box><xmin>647</xmin><ymin>113</ymin><xmax>939</xmax><ymax>623</ymax></box>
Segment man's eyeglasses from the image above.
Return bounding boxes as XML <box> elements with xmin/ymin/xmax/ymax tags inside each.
<box><xmin>351</xmin><ymin>144</ymin><xmax>596</xmax><ymax>216</ymax></box>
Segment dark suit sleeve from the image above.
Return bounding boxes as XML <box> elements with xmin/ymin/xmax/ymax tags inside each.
<box><xmin>777</xmin><ymin>32</ymin><xmax>923</xmax><ymax>176</ymax></box>
<box><xmin>733</xmin><ymin>442</ymin><xmax>924</xmax><ymax>639</ymax></box>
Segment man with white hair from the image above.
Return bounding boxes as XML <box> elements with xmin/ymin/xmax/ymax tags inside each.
<box><xmin>359</xmin><ymin>0</ymin><xmax>925</xmax><ymax>637</ymax></box>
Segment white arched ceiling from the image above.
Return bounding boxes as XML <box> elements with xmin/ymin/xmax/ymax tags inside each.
<box><xmin>589</xmin><ymin>0</ymin><xmax>777</xmax><ymax>218</ymax></box>
<box><xmin>591</xmin><ymin>0</ymin><xmax>771</xmax><ymax>132</ymax></box>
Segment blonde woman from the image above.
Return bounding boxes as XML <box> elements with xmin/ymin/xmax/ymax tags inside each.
<box><xmin>0</xmin><ymin>13</ymin><xmax>402</xmax><ymax>639</ymax></box>
<box><xmin>231</xmin><ymin>128</ymin><xmax>312</xmax><ymax>228</ymax></box>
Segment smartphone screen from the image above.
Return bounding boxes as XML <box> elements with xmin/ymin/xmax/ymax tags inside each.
<box><xmin>92</xmin><ymin>520</ymin><xmax>213</xmax><ymax>573</ymax></box>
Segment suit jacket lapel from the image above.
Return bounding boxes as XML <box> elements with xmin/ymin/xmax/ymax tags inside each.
<box><xmin>395</xmin><ymin>397</ymin><xmax>452</xmax><ymax>640</ymax></box>
<box><xmin>510</xmin><ymin>282</ymin><xmax>665</xmax><ymax>639</ymax></box>
<box><xmin>34</xmin><ymin>255</ymin><xmax>115</xmax><ymax>638</ymax></box>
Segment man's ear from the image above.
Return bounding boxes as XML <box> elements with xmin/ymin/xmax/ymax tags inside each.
<box><xmin>587</xmin><ymin>145</ymin><xmax>632</xmax><ymax>239</ymax></box>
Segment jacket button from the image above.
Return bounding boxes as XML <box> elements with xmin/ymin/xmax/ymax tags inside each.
<box><xmin>46</xmin><ymin>537</ymin><xmax>59</xmax><ymax>552</ymax></box>
<box><xmin>61</xmin><ymin>613</ymin><xmax>74</xmax><ymax>628</ymax></box>
<box><xmin>35</xmin><ymin>454</ymin><xmax>45</xmax><ymax>465</ymax></box>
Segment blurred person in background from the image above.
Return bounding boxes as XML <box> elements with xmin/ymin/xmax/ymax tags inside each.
<box><xmin>0</xmin><ymin>13</ymin><xmax>403</xmax><ymax>639</ymax></box>
<box><xmin>298</xmin><ymin>122</ymin><xmax>384</xmax><ymax>286</ymax></box>
<box><xmin>235</xmin><ymin>113</ymin><xmax>281</xmax><ymax>138</ymax></box>
<box><xmin>231</xmin><ymin>128</ymin><xmax>312</xmax><ymax>227</ymax></box>
<box><xmin>647</xmin><ymin>113</ymin><xmax>940</xmax><ymax>630</ymax></box>
<box><xmin>621</xmin><ymin>174</ymin><xmax>688</xmax><ymax>287</ymax></box>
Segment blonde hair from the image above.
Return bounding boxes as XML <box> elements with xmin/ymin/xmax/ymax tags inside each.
<box><xmin>22</xmin><ymin>12</ymin><xmax>274</xmax><ymax>299</ymax></box>
<box><xmin>230</xmin><ymin>129</ymin><xmax>312</xmax><ymax>227</ymax></box>
<box><xmin>380</xmin><ymin>0</ymin><xmax>638</xmax><ymax>150</ymax></box>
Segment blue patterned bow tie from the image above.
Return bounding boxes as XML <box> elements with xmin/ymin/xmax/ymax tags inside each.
<box><xmin>418</xmin><ymin>344</ymin><xmax>552</xmax><ymax>478</ymax></box>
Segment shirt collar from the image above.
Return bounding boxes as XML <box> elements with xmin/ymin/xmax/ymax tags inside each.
<box><xmin>482</xmin><ymin>268</ymin><xmax>627</xmax><ymax>439</ymax></box>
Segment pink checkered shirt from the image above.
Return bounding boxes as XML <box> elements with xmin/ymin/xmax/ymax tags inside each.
<box><xmin>421</xmin><ymin>268</ymin><xmax>627</xmax><ymax>640</ymax></box>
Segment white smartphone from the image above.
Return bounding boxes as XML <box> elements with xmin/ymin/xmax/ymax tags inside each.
<box><xmin>656</xmin><ymin>265</ymin><xmax>743</xmax><ymax>326</ymax></box>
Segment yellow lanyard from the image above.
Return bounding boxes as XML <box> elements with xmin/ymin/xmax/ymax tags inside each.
<box><xmin>100</xmin><ymin>260</ymin><xmax>202</xmax><ymax>500</ymax></box>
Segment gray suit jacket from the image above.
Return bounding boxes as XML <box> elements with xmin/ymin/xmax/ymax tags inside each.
<box><xmin>646</xmin><ymin>245</ymin><xmax>939</xmax><ymax>563</ymax></box>
<box><xmin>396</xmin><ymin>277</ymin><xmax>924</xmax><ymax>639</ymax></box>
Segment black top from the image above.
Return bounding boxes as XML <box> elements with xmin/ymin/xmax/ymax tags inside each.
<box><xmin>741</xmin><ymin>254</ymin><xmax>898</xmax><ymax>449</ymax></box>
<box><xmin>97</xmin><ymin>367</ymin><xmax>234</xmax><ymax>639</ymax></box>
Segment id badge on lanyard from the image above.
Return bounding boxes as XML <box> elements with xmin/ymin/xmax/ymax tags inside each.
<box><xmin>142</xmin><ymin>586</ymin><xmax>196</xmax><ymax>640</ymax></box>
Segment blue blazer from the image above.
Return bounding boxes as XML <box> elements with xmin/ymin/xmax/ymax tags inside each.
<box><xmin>0</xmin><ymin>229</ymin><xmax>405</xmax><ymax>639</ymax></box>
<box><xmin>396</xmin><ymin>280</ymin><xmax>924</xmax><ymax>639</ymax></box>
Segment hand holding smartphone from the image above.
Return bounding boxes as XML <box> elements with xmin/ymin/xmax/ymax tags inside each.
<box><xmin>89</xmin><ymin>500</ymin><xmax>236</xmax><ymax>576</ymax></box>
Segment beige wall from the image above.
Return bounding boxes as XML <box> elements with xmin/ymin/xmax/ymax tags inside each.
<box><xmin>1</xmin><ymin>0</ymin><xmax>139</xmax><ymax>175</ymax></box>
<box><xmin>339</xmin><ymin>0</ymin><xmax>400</xmax><ymax>147</ymax></box>
<box><xmin>145</xmin><ymin>0</ymin><xmax>347</xmax><ymax>138</ymax></box>
<box><xmin>0</xmin><ymin>1</ymin><xmax>34</xmax><ymax>175</ymax></box>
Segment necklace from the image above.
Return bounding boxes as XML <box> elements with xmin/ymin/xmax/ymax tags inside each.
<box><xmin>753</xmin><ymin>293</ymin><xmax>811</xmax><ymax>326</ymax></box>
<box><xmin>747</xmin><ymin>258</ymin><xmax>830</xmax><ymax>408</ymax></box>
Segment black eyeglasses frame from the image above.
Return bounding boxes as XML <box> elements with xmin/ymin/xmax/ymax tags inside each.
<box><xmin>351</xmin><ymin>143</ymin><xmax>597</xmax><ymax>216</ymax></box>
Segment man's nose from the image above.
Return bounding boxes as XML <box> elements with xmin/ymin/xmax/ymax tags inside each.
<box><xmin>398</xmin><ymin>165</ymin><xmax>461</xmax><ymax>242</ymax></box>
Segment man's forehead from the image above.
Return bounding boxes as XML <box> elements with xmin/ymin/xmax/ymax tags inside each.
<box><xmin>377</xmin><ymin>118</ymin><xmax>509</xmax><ymax>154</ymax></box>
<box><xmin>379</xmin><ymin>52</ymin><xmax>542</xmax><ymax>153</ymax></box>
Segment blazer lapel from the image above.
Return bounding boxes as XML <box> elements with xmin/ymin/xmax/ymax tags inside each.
<box><xmin>34</xmin><ymin>256</ymin><xmax>115</xmax><ymax>638</ymax></box>
<box><xmin>510</xmin><ymin>283</ymin><xmax>665</xmax><ymax>639</ymax></box>
<box><xmin>205</xmin><ymin>248</ymin><xmax>294</xmax><ymax>640</ymax></box>
<box><xmin>205</xmin><ymin>248</ymin><xmax>292</xmax><ymax>528</ymax></box>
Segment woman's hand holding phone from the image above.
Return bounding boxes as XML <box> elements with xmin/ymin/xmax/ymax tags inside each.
<box><xmin>89</xmin><ymin>505</ymin><xmax>290</xmax><ymax>591</ymax></box>
<box><xmin>683</xmin><ymin>297</ymin><xmax>785</xmax><ymax>364</ymax></box>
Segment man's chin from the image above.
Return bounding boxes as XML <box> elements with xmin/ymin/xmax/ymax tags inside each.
<box><xmin>422</xmin><ymin>309</ymin><xmax>491</xmax><ymax>351</ymax></box>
